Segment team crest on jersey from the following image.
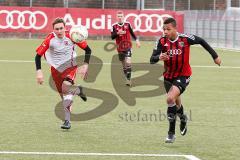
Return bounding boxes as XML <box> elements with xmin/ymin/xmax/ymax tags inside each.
<box><xmin>64</xmin><ymin>40</ymin><xmax>69</xmax><ymax>46</ymax></box>
<box><xmin>179</xmin><ymin>41</ymin><xmax>184</xmax><ymax>47</ymax></box>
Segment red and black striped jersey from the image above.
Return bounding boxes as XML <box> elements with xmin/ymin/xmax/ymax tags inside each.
<box><xmin>111</xmin><ymin>22</ymin><xmax>137</xmax><ymax>52</ymax></box>
<box><xmin>150</xmin><ymin>33</ymin><xmax>218</xmax><ymax>79</ymax></box>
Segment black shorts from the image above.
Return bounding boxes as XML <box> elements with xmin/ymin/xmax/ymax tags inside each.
<box><xmin>164</xmin><ymin>76</ymin><xmax>191</xmax><ymax>94</ymax></box>
<box><xmin>118</xmin><ymin>49</ymin><xmax>132</xmax><ymax>61</ymax></box>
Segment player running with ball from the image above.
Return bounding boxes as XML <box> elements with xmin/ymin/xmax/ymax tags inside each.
<box><xmin>35</xmin><ymin>18</ymin><xmax>91</xmax><ymax>129</ymax></box>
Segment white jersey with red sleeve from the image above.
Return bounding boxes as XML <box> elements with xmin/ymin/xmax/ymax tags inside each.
<box><xmin>36</xmin><ymin>31</ymin><xmax>88</xmax><ymax>73</ymax></box>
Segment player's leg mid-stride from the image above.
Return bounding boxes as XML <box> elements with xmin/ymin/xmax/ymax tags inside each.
<box><xmin>60</xmin><ymin>82</ymin><xmax>87</xmax><ymax>129</ymax></box>
<box><xmin>51</xmin><ymin>66</ymin><xmax>88</xmax><ymax>130</ymax></box>
<box><xmin>164</xmin><ymin>78</ymin><xmax>189</xmax><ymax>143</ymax></box>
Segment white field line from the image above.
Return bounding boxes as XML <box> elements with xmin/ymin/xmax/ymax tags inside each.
<box><xmin>0</xmin><ymin>59</ymin><xmax>239</xmax><ymax>69</ymax></box>
<box><xmin>0</xmin><ymin>151</ymin><xmax>201</xmax><ymax>160</ymax></box>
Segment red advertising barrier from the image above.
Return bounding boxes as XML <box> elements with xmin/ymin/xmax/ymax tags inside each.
<box><xmin>0</xmin><ymin>6</ymin><xmax>184</xmax><ymax>36</ymax></box>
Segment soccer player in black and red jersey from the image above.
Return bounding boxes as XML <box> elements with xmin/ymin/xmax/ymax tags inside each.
<box><xmin>111</xmin><ymin>11</ymin><xmax>141</xmax><ymax>86</ymax></box>
<box><xmin>150</xmin><ymin>18</ymin><xmax>221</xmax><ymax>143</ymax></box>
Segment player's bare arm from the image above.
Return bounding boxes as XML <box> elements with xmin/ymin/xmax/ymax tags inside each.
<box><xmin>78</xmin><ymin>63</ymin><xmax>89</xmax><ymax>80</ymax></box>
<box><xmin>36</xmin><ymin>69</ymin><xmax>44</xmax><ymax>85</ymax></box>
<box><xmin>78</xmin><ymin>45</ymin><xmax>91</xmax><ymax>80</ymax></box>
<box><xmin>136</xmin><ymin>39</ymin><xmax>141</xmax><ymax>48</ymax></box>
<box><xmin>214</xmin><ymin>57</ymin><xmax>221</xmax><ymax>66</ymax></box>
<box><xmin>129</xmin><ymin>23</ymin><xmax>140</xmax><ymax>48</ymax></box>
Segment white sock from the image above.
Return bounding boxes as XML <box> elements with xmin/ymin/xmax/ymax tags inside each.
<box><xmin>63</xmin><ymin>94</ymin><xmax>73</xmax><ymax>122</ymax></box>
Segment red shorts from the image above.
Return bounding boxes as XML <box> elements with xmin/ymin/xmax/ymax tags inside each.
<box><xmin>51</xmin><ymin>66</ymin><xmax>78</xmax><ymax>94</ymax></box>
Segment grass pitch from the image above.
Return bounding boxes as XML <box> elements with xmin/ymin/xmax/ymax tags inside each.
<box><xmin>0</xmin><ymin>39</ymin><xmax>239</xmax><ymax>160</ymax></box>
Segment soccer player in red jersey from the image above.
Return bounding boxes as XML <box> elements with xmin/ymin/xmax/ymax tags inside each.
<box><xmin>111</xmin><ymin>11</ymin><xmax>141</xmax><ymax>86</ymax></box>
<box><xmin>150</xmin><ymin>18</ymin><xmax>221</xmax><ymax>143</ymax></box>
<box><xmin>35</xmin><ymin>18</ymin><xmax>91</xmax><ymax>129</ymax></box>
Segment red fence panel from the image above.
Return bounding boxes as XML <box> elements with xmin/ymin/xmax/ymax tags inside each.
<box><xmin>0</xmin><ymin>6</ymin><xmax>184</xmax><ymax>36</ymax></box>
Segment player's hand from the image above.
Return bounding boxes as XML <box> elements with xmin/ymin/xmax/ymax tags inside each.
<box><xmin>78</xmin><ymin>63</ymin><xmax>88</xmax><ymax>80</ymax></box>
<box><xmin>214</xmin><ymin>57</ymin><xmax>221</xmax><ymax>66</ymax></box>
<box><xmin>36</xmin><ymin>70</ymin><xmax>44</xmax><ymax>85</ymax></box>
<box><xmin>159</xmin><ymin>52</ymin><xmax>169</xmax><ymax>61</ymax></box>
<box><xmin>136</xmin><ymin>40</ymin><xmax>141</xmax><ymax>48</ymax></box>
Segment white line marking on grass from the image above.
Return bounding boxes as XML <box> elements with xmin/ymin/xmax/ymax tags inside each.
<box><xmin>0</xmin><ymin>60</ymin><xmax>36</xmax><ymax>63</ymax></box>
<box><xmin>0</xmin><ymin>151</ymin><xmax>201</xmax><ymax>160</ymax></box>
<box><xmin>191</xmin><ymin>65</ymin><xmax>240</xmax><ymax>69</ymax></box>
<box><xmin>0</xmin><ymin>59</ymin><xmax>239</xmax><ymax>69</ymax></box>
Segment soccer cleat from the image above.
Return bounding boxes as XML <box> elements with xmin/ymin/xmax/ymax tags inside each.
<box><xmin>125</xmin><ymin>79</ymin><xmax>132</xmax><ymax>86</ymax></box>
<box><xmin>180</xmin><ymin>114</ymin><xmax>188</xmax><ymax>136</ymax></box>
<box><xmin>165</xmin><ymin>134</ymin><xmax>176</xmax><ymax>143</ymax></box>
<box><xmin>61</xmin><ymin>120</ymin><xmax>71</xmax><ymax>129</ymax></box>
<box><xmin>78</xmin><ymin>86</ymin><xmax>87</xmax><ymax>101</ymax></box>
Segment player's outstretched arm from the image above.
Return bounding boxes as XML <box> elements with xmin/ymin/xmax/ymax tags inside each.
<box><xmin>35</xmin><ymin>54</ymin><xmax>44</xmax><ymax>85</ymax></box>
<box><xmin>188</xmin><ymin>35</ymin><xmax>221</xmax><ymax>66</ymax></box>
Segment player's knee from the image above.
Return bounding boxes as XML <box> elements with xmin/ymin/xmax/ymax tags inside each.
<box><xmin>125</xmin><ymin>61</ymin><xmax>131</xmax><ymax>68</ymax></box>
<box><xmin>167</xmin><ymin>96</ymin><xmax>175</xmax><ymax>105</ymax></box>
<box><xmin>62</xmin><ymin>94</ymin><xmax>73</xmax><ymax>111</ymax></box>
<box><xmin>62</xmin><ymin>81</ymin><xmax>72</xmax><ymax>94</ymax></box>
<box><xmin>125</xmin><ymin>57</ymin><xmax>131</xmax><ymax>64</ymax></box>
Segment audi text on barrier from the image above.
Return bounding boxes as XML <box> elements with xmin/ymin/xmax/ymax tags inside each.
<box><xmin>0</xmin><ymin>9</ymin><xmax>173</xmax><ymax>33</ymax></box>
<box><xmin>65</xmin><ymin>13</ymin><xmax>173</xmax><ymax>33</ymax></box>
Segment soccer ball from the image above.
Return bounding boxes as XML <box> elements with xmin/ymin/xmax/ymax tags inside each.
<box><xmin>70</xmin><ymin>26</ymin><xmax>88</xmax><ymax>43</ymax></box>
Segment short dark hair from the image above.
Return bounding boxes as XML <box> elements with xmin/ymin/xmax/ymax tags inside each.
<box><xmin>117</xmin><ymin>10</ymin><xmax>124</xmax><ymax>15</ymax></box>
<box><xmin>164</xmin><ymin>18</ymin><xmax>176</xmax><ymax>27</ymax></box>
<box><xmin>52</xmin><ymin>17</ymin><xmax>65</xmax><ymax>28</ymax></box>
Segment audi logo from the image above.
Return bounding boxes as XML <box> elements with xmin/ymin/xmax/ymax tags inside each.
<box><xmin>167</xmin><ymin>49</ymin><xmax>182</xmax><ymax>57</ymax></box>
<box><xmin>0</xmin><ymin>10</ymin><xmax>48</xmax><ymax>30</ymax></box>
<box><xmin>124</xmin><ymin>13</ymin><xmax>172</xmax><ymax>33</ymax></box>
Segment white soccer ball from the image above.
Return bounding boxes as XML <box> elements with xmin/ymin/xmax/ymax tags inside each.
<box><xmin>70</xmin><ymin>26</ymin><xmax>88</xmax><ymax>43</ymax></box>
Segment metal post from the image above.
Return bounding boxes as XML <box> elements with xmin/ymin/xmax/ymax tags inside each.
<box><xmin>233</xmin><ymin>19</ymin><xmax>236</xmax><ymax>48</ymax></box>
<box><xmin>29</xmin><ymin>0</ymin><xmax>32</xmax><ymax>38</ymax></box>
<box><xmin>225</xmin><ymin>12</ymin><xmax>228</xmax><ymax>48</ymax></box>
<box><xmin>196</xmin><ymin>11</ymin><xmax>199</xmax><ymax>36</ymax></box>
<box><xmin>64</xmin><ymin>0</ymin><xmax>68</xmax><ymax>8</ymax></box>
<box><xmin>162</xmin><ymin>0</ymin><xmax>165</xmax><ymax>9</ymax></box>
<box><xmin>102</xmin><ymin>0</ymin><xmax>105</xmax><ymax>9</ymax></box>
<box><xmin>141</xmin><ymin>0</ymin><xmax>145</xmax><ymax>10</ymax></box>
<box><xmin>226</xmin><ymin>0</ymin><xmax>231</xmax><ymax>8</ymax></box>
<box><xmin>173</xmin><ymin>0</ymin><xmax>176</xmax><ymax>11</ymax></box>
<box><xmin>188</xmin><ymin>0</ymin><xmax>190</xmax><ymax>10</ymax></box>
<box><xmin>213</xmin><ymin>0</ymin><xmax>216</xmax><ymax>10</ymax></box>
<box><xmin>218</xmin><ymin>10</ymin><xmax>221</xmax><ymax>48</ymax></box>
<box><xmin>137</xmin><ymin>0</ymin><xmax>141</xmax><ymax>10</ymax></box>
